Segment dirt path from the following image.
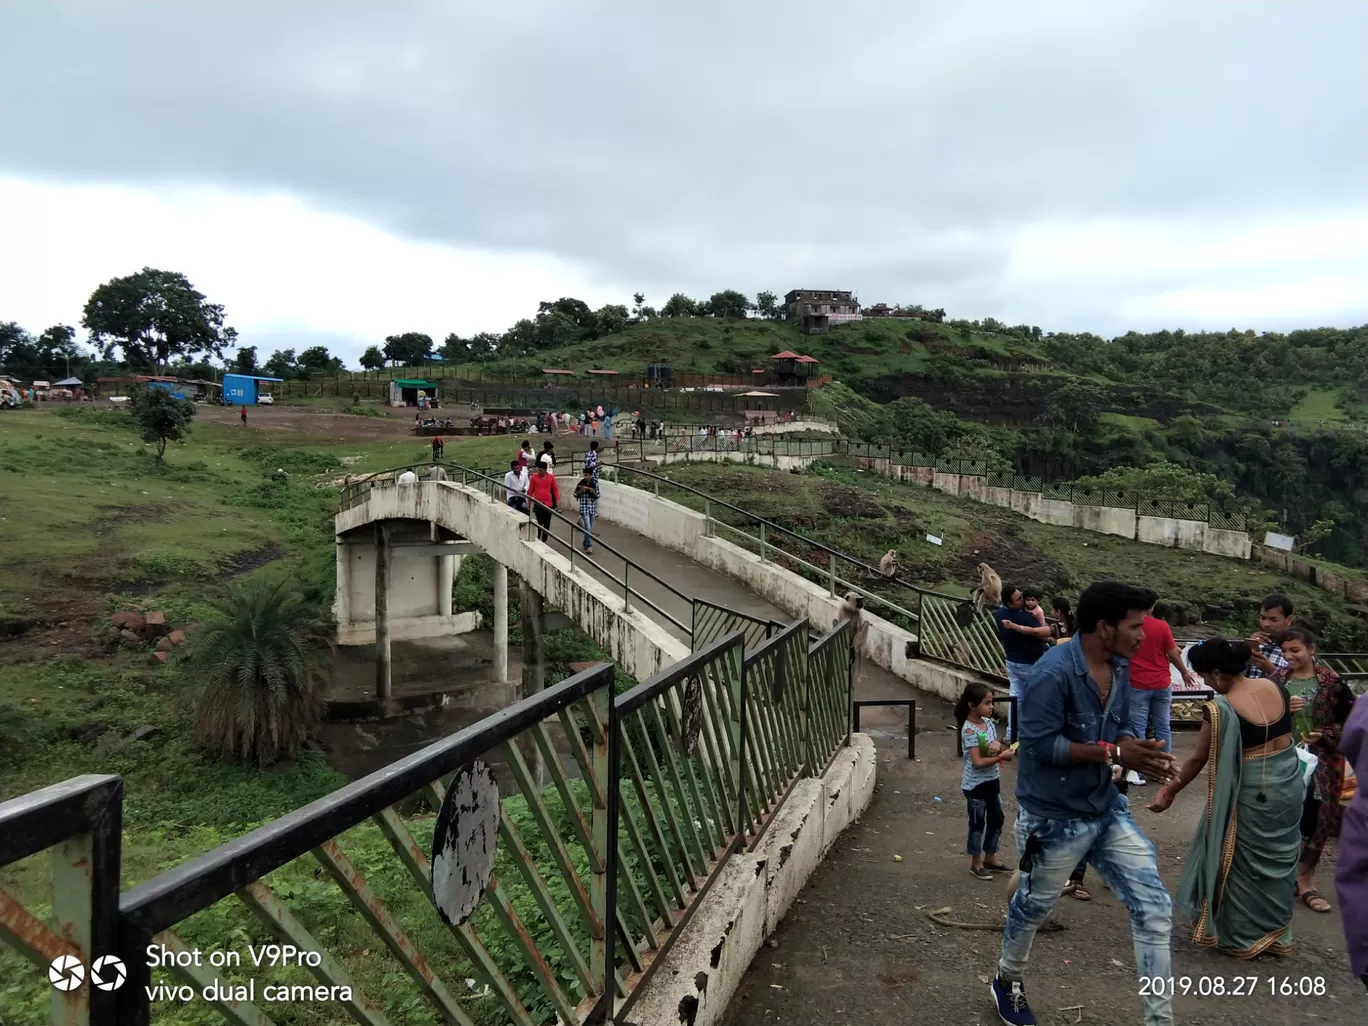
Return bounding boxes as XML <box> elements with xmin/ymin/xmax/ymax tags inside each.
<box><xmin>722</xmin><ymin>728</ymin><xmax>1365</xmax><ymax>1026</ymax></box>
<box><xmin>196</xmin><ymin>403</ymin><xmax>415</xmax><ymax>440</ymax></box>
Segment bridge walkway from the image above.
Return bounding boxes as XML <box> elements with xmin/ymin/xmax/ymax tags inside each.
<box><xmin>539</xmin><ymin>511</ymin><xmax>934</xmax><ymax>737</ymax></box>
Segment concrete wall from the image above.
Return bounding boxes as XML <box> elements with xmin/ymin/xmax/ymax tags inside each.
<box><xmin>1256</xmin><ymin>546</ymin><xmax>1368</xmax><ymax>603</ymax></box>
<box><xmin>336</xmin><ymin>479</ymin><xmax>690</xmax><ymax>681</ymax></box>
<box><xmin>626</xmin><ymin>736</ymin><xmax>877</xmax><ymax>1026</ymax></box>
<box><xmin>849</xmin><ymin>457</ymin><xmax>1254</xmax><ymax>562</ymax></box>
<box><xmin>337</xmin><ymin>611</ymin><xmax>481</xmax><ymax>646</ymax></box>
<box><xmin>342</xmin><ymin>542</ymin><xmax>461</xmax><ymax>622</ymax></box>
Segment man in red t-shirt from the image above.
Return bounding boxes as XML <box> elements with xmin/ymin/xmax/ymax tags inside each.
<box><xmin>1126</xmin><ymin>610</ymin><xmax>1201</xmax><ymax>783</ymax></box>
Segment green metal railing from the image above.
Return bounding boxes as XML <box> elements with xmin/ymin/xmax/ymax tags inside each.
<box><xmin>691</xmin><ymin>598</ymin><xmax>785</xmax><ymax>654</ymax></box>
<box><xmin>2</xmin><ymin>614</ymin><xmax>857</xmax><ymax>1024</ymax></box>
<box><xmin>594</xmin><ymin>462</ymin><xmax>1008</xmax><ymax>681</ymax></box>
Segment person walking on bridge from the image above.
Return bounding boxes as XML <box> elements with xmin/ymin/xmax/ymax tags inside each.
<box><xmin>991</xmin><ymin>581</ymin><xmax>1178</xmax><ymax>1026</ymax></box>
<box><xmin>526</xmin><ymin>456</ymin><xmax>560</xmax><ymax>543</ymax></box>
<box><xmin>574</xmin><ymin>465</ymin><xmax>599</xmax><ymax>554</ymax></box>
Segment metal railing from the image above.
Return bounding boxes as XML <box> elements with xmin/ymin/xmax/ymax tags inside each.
<box><xmin>1</xmin><ymin>617</ymin><xmax>857</xmax><ymax>1024</ymax></box>
<box><xmin>0</xmin><ymin>775</ymin><xmax>122</xmax><ymax>1026</ymax></box>
<box><xmin>691</xmin><ymin>598</ymin><xmax>785</xmax><ymax>654</ymax></box>
<box><xmin>593</xmin><ymin>461</ymin><xmax>1008</xmax><ymax>681</ymax></box>
<box><xmin>341</xmin><ymin>461</ymin><xmax>695</xmax><ymax>641</ymax></box>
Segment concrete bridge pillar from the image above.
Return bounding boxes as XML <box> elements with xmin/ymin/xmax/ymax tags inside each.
<box><xmin>374</xmin><ymin>522</ymin><xmax>392</xmax><ymax>709</ymax></box>
<box><xmin>493</xmin><ymin>563</ymin><xmax>509</xmax><ymax>684</ymax></box>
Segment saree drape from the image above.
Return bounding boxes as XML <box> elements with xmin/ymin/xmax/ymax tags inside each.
<box><xmin>1177</xmin><ymin>696</ymin><xmax>1303</xmax><ymax>958</ymax></box>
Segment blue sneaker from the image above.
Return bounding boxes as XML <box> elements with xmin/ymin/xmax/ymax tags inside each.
<box><xmin>991</xmin><ymin>975</ymin><xmax>1036</xmax><ymax>1026</ymax></box>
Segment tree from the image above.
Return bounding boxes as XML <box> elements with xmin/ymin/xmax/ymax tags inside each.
<box><xmin>298</xmin><ymin>345</ymin><xmax>343</xmax><ymax>374</ymax></box>
<box><xmin>175</xmin><ymin>576</ymin><xmax>330</xmax><ymax>767</ymax></box>
<box><xmin>233</xmin><ymin>346</ymin><xmax>258</xmax><ymax>374</ymax></box>
<box><xmin>383</xmin><ymin>332</ymin><xmax>434</xmax><ymax>366</ymax></box>
<box><xmin>82</xmin><ymin>267</ymin><xmax>237</xmax><ymax>372</ymax></box>
<box><xmin>631</xmin><ymin>292</ymin><xmax>647</xmax><ymax>319</ymax></box>
<box><xmin>37</xmin><ymin>325</ymin><xmax>80</xmax><ymax>375</ymax></box>
<box><xmin>661</xmin><ymin>293</ymin><xmax>700</xmax><ymax>318</ymax></box>
<box><xmin>594</xmin><ymin>303</ymin><xmax>630</xmax><ymax>336</ymax></box>
<box><xmin>708</xmin><ymin>290</ymin><xmax>751</xmax><ymax>319</ymax></box>
<box><xmin>130</xmin><ymin>384</ymin><xmax>196</xmax><ymax>466</ymax></box>
<box><xmin>359</xmin><ymin>345</ymin><xmax>386</xmax><ymax>371</ymax></box>
<box><xmin>1040</xmin><ymin>379</ymin><xmax>1104</xmax><ymax>434</ymax></box>
<box><xmin>880</xmin><ymin>397</ymin><xmax>958</xmax><ymax>455</ymax></box>
<box><xmin>263</xmin><ymin>349</ymin><xmax>298</xmax><ymax>379</ymax></box>
<box><xmin>755</xmin><ymin>290</ymin><xmax>782</xmax><ymax>320</ymax></box>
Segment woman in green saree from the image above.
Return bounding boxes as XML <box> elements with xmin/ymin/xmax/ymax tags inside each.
<box><xmin>1148</xmin><ymin>639</ymin><xmax>1306</xmax><ymax>958</ymax></box>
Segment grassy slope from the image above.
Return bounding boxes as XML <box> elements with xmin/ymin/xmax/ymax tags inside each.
<box><xmin>463</xmin><ymin>316</ymin><xmax>1043</xmax><ymax>380</ymax></box>
<box><xmin>648</xmin><ymin>461</ymin><xmax>1365</xmax><ymax>645</ymax></box>
<box><xmin>0</xmin><ymin>411</ymin><xmax>617</xmax><ymax>1023</ymax></box>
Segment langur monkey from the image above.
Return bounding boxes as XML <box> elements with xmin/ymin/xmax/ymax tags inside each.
<box><xmin>973</xmin><ymin>562</ymin><xmax>1002</xmax><ymax>612</ymax></box>
<box><xmin>877</xmin><ymin>549</ymin><xmax>898</xmax><ymax>578</ymax></box>
<box><xmin>840</xmin><ymin>590</ymin><xmax>869</xmax><ymax>686</ymax></box>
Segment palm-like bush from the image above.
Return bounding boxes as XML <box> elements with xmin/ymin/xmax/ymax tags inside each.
<box><xmin>177</xmin><ymin>577</ymin><xmax>332</xmax><ymax>767</ymax></box>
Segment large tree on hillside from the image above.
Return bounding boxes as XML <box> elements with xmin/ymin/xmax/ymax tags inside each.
<box><xmin>359</xmin><ymin>345</ymin><xmax>385</xmax><ymax>371</ymax></box>
<box><xmin>82</xmin><ymin>267</ymin><xmax>237</xmax><ymax>372</ymax></box>
<box><xmin>708</xmin><ymin>290</ymin><xmax>751</xmax><ymax>319</ymax></box>
<box><xmin>383</xmin><ymin>332</ymin><xmax>434</xmax><ymax>366</ymax></box>
<box><xmin>594</xmin><ymin>304</ymin><xmax>630</xmax><ymax>336</ymax></box>
<box><xmin>755</xmin><ymin>290</ymin><xmax>782</xmax><ymax>320</ymax></box>
<box><xmin>298</xmin><ymin>345</ymin><xmax>344</xmax><ymax>374</ymax></box>
<box><xmin>661</xmin><ymin>293</ymin><xmax>701</xmax><ymax>317</ymax></box>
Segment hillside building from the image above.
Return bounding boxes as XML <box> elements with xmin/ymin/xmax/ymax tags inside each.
<box><xmin>784</xmin><ymin>289</ymin><xmax>861</xmax><ymax>334</ymax></box>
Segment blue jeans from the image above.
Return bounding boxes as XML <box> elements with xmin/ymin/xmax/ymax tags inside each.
<box><xmin>999</xmin><ymin>800</ymin><xmax>1173</xmax><ymax>1026</ymax></box>
<box><xmin>1128</xmin><ymin>686</ymin><xmax>1173</xmax><ymax>754</ymax></box>
<box><xmin>964</xmin><ymin>780</ymin><xmax>1004</xmax><ymax>857</ymax></box>
<box><xmin>580</xmin><ymin>509</ymin><xmax>595</xmax><ymax>550</ymax></box>
<box><xmin>1005</xmin><ymin>661</ymin><xmax>1035</xmax><ymax>741</ymax></box>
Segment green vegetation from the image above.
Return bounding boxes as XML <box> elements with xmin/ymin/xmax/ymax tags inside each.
<box><xmin>176</xmin><ymin>577</ymin><xmax>332</xmax><ymax>766</ymax></box>
<box><xmin>647</xmin><ymin>460</ymin><xmax>1368</xmax><ymax>648</ymax></box>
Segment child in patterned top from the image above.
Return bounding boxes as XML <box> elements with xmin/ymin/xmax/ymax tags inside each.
<box><xmin>956</xmin><ymin>682</ymin><xmax>1015</xmax><ymax>880</ymax></box>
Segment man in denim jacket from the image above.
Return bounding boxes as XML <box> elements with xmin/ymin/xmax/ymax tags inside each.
<box><xmin>991</xmin><ymin>582</ymin><xmax>1178</xmax><ymax>1026</ymax></box>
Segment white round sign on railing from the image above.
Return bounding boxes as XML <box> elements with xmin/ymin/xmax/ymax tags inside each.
<box><xmin>430</xmin><ymin>760</ymin><xmax>500</xmax><ymax>927</ymax></box>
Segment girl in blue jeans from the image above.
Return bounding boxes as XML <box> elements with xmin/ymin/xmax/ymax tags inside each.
<box><xmin>957</xmin><ymin>682</ymin><xmax>1015</xmax><ymax>878</ymax></box>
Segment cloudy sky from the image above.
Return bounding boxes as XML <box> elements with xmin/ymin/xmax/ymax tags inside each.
<box><xmin>1</xmin><ymin>1</ymin><xmax>1365</xmax><ymax>366</ymax></box>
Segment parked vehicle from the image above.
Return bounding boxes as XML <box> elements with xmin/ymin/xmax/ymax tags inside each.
<box><xmin>256</xmin><ymin>393</ymin><xmax>274</xmax><ymax>405</ymax></box>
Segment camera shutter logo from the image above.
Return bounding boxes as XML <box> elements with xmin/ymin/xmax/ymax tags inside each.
<box><xmin>48</xmin><ymin>954</ymin><xmax>85</xmax><ymax>991</ymax></box>
<box><xmin>92</xmin><ymin>954</ymin><xmax>128</xmax><ymax>991</ymax></box>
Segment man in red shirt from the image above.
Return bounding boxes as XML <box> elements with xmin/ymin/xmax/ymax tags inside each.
<box><xmin>1125</xmin><ymin>608</ymin><xmax>1201</xmax><ymax>784</ymax></box>
<box><xmin>526</xmin><ymin>456</ymin><xmax>560</xmax><ymax>542</ymax></box>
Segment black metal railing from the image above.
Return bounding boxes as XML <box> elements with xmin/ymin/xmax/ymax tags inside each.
<box><xmin>1</xmin><ymin>615</ymin><xmax>859</xmax><ymax>1024</ymax></box>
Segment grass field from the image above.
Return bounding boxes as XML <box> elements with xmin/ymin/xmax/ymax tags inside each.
<box><xmin>1289</xmin><ymin>387</ymin><xmax>1350</xmax><ymax>426</ymax></box>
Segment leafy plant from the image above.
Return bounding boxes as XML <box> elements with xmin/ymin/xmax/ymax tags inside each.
<box><xmin>129</xmin><ymin>385</ymin><xmax>196</xmax><ymax>466</ymax></box>
<box><xmin>175</xmin><ymin>577</ymin><xmax>332</xmax><ymax>767</ymax></box>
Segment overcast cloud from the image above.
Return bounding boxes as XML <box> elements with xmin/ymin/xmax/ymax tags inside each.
<box><xmin>1</xmin><ymin>1</ymin><xmax>1365</xmax><ymax>364</ymax></box>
